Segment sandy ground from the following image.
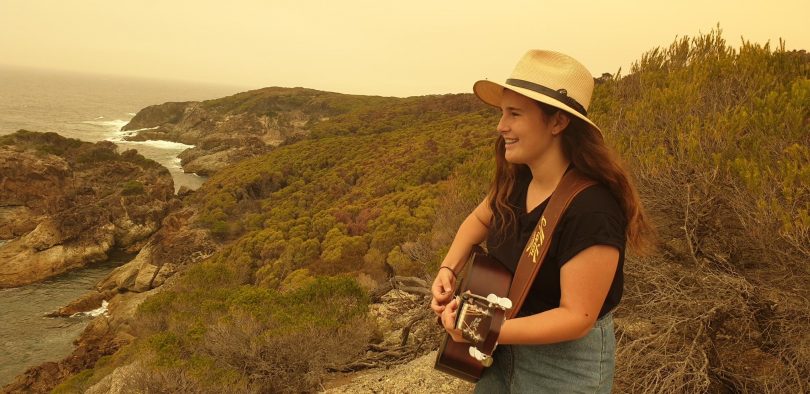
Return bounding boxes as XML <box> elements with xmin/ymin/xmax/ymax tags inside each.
<box><xmin>322</xmin><ymin>351</ymin><xmax>475</xmax><ymax>394</ymax></box>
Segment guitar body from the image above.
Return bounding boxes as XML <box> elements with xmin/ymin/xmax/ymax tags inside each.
<box><xmin>434</xmin><ymin>246</ymin><xmax>512</xmax><ymax>382</ymax></box>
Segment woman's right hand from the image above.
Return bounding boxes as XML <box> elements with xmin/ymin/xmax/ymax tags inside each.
<box><xmin>430</xmin><ymin>267</ymin><xmax>456</xmax><ymax>316</ymax></box>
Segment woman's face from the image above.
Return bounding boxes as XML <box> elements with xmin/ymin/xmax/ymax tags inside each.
<box><xmin>497</xmin><ymin>89</ymin><xmax>555</xmax><ymax>165</ymax></box>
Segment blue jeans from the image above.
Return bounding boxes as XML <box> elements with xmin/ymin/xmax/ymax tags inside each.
<box><xmin>475</xmin><ymin>313</ymin><xmax>615</xmax><ymax>394</ymax></box>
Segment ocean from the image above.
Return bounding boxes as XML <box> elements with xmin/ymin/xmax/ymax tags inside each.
<box><xmin>0</xmin><ymin>65</ymin><xmax>245</xmax><ymax>386</ymax></box>
<box><xmin>0</xmin><ymin>65</ymin><xmax>246</xmax><ymax>191</ymax></box>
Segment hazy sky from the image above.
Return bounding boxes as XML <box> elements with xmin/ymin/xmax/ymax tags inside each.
<box><xmin>1</xmin><ymin>0</ymin><xmax>808</xmax><ymax>97</ymax></box>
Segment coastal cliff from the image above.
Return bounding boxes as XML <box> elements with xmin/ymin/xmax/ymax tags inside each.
<box><xmin>2</xmin><ymin>205</ymin><xmax>218</xmax><ymax>393</ymax></box>
<box><xmin>122</xmin><ymin>87</ymin><xmax>400</xmax><ymax>175</ymax></box>
<box><xmin>0</xmin><ymin>130</ymin><xmax>175</xmax><ymax>288</ymax></box>
<box><xmin>0</xmin><ymin>131</ymin><xmax>218</xmax><ymax>391</ymax></box>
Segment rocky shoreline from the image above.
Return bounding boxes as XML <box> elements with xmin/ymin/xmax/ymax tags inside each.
<box><xmin>1</xmin><ymin>109</ymin><xmax>315</xmax><ymax>391</ymax></box>
<box><xmin>119</xmin><ymin>87</ymin><xmax>400</xmax><ymax>176</ymax></box>
<box><xmin>1</xmin><ymin>90</ymin><xmax>481</xmax><ymax>392</ymax></box>
<box><xmin>0</xmin><ymin>131</ymin><xmax>216</xmax><ymax>393</ymax></box>
<box><xmin>120</xmin><ymin>87</ymin><xmax>326</xmax><ymax>176</ymax></box>
<box><xmin>0</xmin><ymin>131</ymin><xmax>175</xmax><ymax>288</ymax></box>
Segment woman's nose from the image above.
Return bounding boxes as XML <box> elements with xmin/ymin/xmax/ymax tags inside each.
<box><xmin>496</xmin><ymin>115</ymin><xmax>509</xmax><ymax>133</ymax></box>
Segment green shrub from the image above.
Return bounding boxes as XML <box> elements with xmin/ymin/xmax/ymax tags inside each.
<box><xmin>120</xmin><ymin>180</ymin><xmax>144</xmax><ymax>195</ymax></box>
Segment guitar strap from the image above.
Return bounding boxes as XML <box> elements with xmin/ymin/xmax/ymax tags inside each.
<box><xmin>505</xmin><ymin>168</ymin><xmax>597</xmax><ymax>319</ymax></box>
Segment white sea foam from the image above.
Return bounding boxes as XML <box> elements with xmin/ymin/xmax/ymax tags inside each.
<box><xmin>83</xmin><ymin>117</ymin><xmax>194</xmax><ymax>163</ymax></box>
<box><xmin>82</xmin><ymin>117</ymin><xmax>191</xmax><ymax>151</ymax></box>
<box><xmin>171</xmin><ymin>157</ymin><xmax>183</xmax><ymax>169</ymax></box>
<box><xmin>132</xmin><ymin>139</ymin><xmax>194</xmax><ymax>150</ymax></box>
<box><xmin>82</xmin><ymin>118</ymin><xmax>128</xmax><ymax>131</ymax></box>
<box><xmin>70</xmin><ymin>300</ymin><xmax>108</xmax><ymax>318</ymax></box>
<box><xmin>106</xmin><ymin>125</ymin><xmax>159</xmax><ymax>143</ymax></box>
<box><xmin>128</xmin><ymin>126</ymin><xmax>159</xmax><ymax>132</ymax></box>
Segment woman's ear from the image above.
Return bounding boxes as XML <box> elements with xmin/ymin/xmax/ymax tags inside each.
<box><xmin>551</xmin><ymin>112</ymin><xmax>571</xmax><ymax>136</ymax></box>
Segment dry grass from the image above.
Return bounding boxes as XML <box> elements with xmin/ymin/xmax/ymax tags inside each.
<box><xmin>613</xmin><ymin>165</ymin><xmax>810</xmax><ymax>393</ymax></box>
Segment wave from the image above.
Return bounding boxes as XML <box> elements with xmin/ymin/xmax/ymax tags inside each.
<box><xmin>105</xmin><ymin>125</ymin><xmax>158</xmax><ymax>143</ymax></box>
<box><xmin>90</xmin><ymin>121</ymin><xmax>193</xmax><ymax>150</ymax></box>
<box><xmin>82</xmin><ymin>116</ymin><xmax>194</xmax><ymax>156</ymax></box>
<box><xmin>121</xmin><ymin>139</ymin><xmax>194</xmax><ymax>150</ymax></box>
<box><xmin>69</xmin><ymin>300</ymin><xmax>108</xmax><ymax>318</ymax></box>
<box><xmin>81</xmin><ymin>118</ymin><xmax>128</xmax><ymax>131</ymax></box>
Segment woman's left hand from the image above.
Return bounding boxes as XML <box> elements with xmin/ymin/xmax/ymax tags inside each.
<box><xmin>440</xmin><ymin>297</ymin><xmax>468</xmax><ymax>343</ymax></box>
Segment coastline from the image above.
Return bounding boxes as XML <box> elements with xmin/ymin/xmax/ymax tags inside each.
<box><xmin>0</xmin><ymin>255</ymin><xmax>132</xmax><ymax>386</ymax></box>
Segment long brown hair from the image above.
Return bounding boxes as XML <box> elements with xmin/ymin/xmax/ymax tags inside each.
<box><xmin>488</xmin><ymin>101</ymin><xmax>655</xmax><ymax>255</ymax></box>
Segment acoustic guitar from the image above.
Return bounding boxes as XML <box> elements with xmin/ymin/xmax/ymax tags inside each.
<box><xmin>433</xmin><ymin>245</ymin><xmax>512</xmax><ymax>382</ymax></box>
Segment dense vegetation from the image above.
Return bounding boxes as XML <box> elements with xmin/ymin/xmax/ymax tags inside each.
<box><xmin>0</xmin><ymin>130</ymin><xmax>164</xmax><ymax>172</ymax></box>
<box><xmin>56</xmin><ymin>28</ymin><xmax>808</xmax><ymax>392</ymax></box>
<box><xmin>55</xmin><ymin>93</ymin><xmax>498</xmax><ymax>392</ymax></box>
<box><xmin>588</xmin><ymin>29</ymin><xmax>809</xmax><ymax>392</ymax></box>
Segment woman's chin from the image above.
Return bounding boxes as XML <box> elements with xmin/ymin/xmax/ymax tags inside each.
<box><xmin>503</xmin><ymin>152</ymin><xmax>526</xmax><ymax>165</ymax></box>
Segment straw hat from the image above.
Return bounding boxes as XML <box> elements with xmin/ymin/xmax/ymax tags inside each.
<box><xmin>473</xmin><ymin>50</ymin><xmax>602</xmax><ymax>138</ymax></box>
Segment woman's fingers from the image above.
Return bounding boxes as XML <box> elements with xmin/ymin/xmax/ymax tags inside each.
<box><xmin>441</xmin><ymin>297</ymin><xmax>458</xmax><ymax>329</ymax></box>
<box><xmin>430</xmin><ymin>271</ymin><xmax>456</xmax><ymax>315</ymax></box>
<box><xmin>431</xmin><ymin>273</ymin><xmax>453</xmax><ymax>298</ymax></box>
<box><xmin>430</xmin><ymin>296</ymin><xmax>445</xmax><ymax>315</ymax></box>
<box><xmin>441</xmin><ymin>306</ymin><xmax>453</xmax><ymax>330</ymax></box>
<box><xmin>440</xmin><ymin>273</ymin><xmax>454</xmax><ymax>294</ymax></box>
<box><xmin>447</xmin><ymin>297</ymin><xmax>459</xmax><ymax>312</ymax></box>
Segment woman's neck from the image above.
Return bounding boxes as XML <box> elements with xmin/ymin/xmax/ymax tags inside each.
<box><xmin>526</xmin><ymin>148</ymin><xmax>570</xmax><ymax>194</ymax></box>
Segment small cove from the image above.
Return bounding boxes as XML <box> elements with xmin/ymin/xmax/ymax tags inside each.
<box><xmin>0</xmin><ymin>255</ymin><xmax>132</xmax><ymax>386</ymax></box>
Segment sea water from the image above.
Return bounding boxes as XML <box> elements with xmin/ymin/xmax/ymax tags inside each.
<box><xmin>0</xmin><ymin>65</ymin><xmax>245</xmax><ymax>191</ymax></box>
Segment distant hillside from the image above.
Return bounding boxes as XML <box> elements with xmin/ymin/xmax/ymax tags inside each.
<box><xmin>121</xmin><ymin>87</ymin><xmax>483</xmax><ymax>175</ymax></box>
<box><xmin>43</xmin><ymin>92</ymin><xmax>497</xmax><ymax>393</ymax></box>
<box><xmin>46</xmin><ymin>28</ymin><xmax>808</xmax><ymax>393</ymax></box>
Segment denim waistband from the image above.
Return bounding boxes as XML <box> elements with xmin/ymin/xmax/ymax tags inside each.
<box><xmin>595</xmin><ymin>310</ymin><xmax>614</xmax><ymax>327</ymax></box>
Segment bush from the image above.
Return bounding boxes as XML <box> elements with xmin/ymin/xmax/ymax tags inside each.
<box><xmin>590</xmin><ymin>27</ymin><xmax>810</xmax><ymax>393</ymax></box>
<box><xmin>120</xmin><ymin>180</ymin><xmax>144</xmax><ymax>195</ymax></box>
<box><xmin>126</xmin><ymin>275</ymin><xmax>373</xmax><ymax>393</ymax></box>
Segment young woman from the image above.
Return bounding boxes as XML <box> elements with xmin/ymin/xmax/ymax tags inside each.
<box><xmin>430</xmin><ymin>50</ymin><xmax>653</xmax><ymax>393</ymax></box>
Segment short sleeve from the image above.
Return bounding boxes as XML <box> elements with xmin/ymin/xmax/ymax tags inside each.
<box><xmin>554</xmin><ymin>186</ymin><xmax>627</xmax><ymax>267</ymax></box>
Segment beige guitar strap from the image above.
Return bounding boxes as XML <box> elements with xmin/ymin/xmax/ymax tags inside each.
<box><xmin>505</xmin><ymin>169</ymin><xmax>597</xmax><ymax>319</ymax></box>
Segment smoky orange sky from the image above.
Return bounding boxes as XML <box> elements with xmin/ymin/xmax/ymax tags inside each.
<box><xmin>1</xmin><ymin>0</ymin><xmax>808</xmax><ymax>97</ymax></box>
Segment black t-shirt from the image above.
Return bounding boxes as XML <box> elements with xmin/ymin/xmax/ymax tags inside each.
<box><xmin>486</xmin><ymin>170</ymin><xmax>627</xmax><ymax>318</ymax></box>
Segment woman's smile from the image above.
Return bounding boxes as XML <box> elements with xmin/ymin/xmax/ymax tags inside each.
<box><xmin>497</xmin><ymin>89</ymin><xmax>556</xmax><ymax>165</ymax></box>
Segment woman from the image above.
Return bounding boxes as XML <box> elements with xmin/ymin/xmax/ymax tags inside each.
<box><xmin>430</xmin><ymin>50</ymin><xmax>653</xmax><ymax>393</ymax></box>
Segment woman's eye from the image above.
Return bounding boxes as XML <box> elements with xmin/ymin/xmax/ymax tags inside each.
<box><xmin>511</xmin><ymin>112</ymin><xmax>520</xmax><ymax>117</ymax></box>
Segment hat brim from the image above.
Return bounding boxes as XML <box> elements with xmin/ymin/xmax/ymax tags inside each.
<box><xmin>473</xmin><ymin>79</ymin><xmax>603</xmax><ymax>138</ymax></box>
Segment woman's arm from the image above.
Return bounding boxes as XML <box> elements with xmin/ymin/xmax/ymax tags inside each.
<box><xmin>496</xmin><ymin>244</ymin><xmax>619</xmax><ymax>344</ymax></box>
<box><xmin>430</xmin><ymin>197</ymin><xmax>493</xmax><ymax>315</ymax></box>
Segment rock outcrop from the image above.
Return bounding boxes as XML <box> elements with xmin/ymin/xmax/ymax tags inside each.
<box><xmin>2</xmin><ymin>205</ymin><xmax>217</xmax><ymax>393</ymax></box>
<box><xmin>121</xmin><ymin>87</ymin><xmax>381</xmax><ymax>175</ymax></box>
<box><xmin>0</xmin><ymin>130</ymin><xmax>175</xmax><ymax>288</ymax></box>
<box><xmin>96</xmin><ymin>206</ymin><xmax>217</xmax><ymax>294</ymax></box>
